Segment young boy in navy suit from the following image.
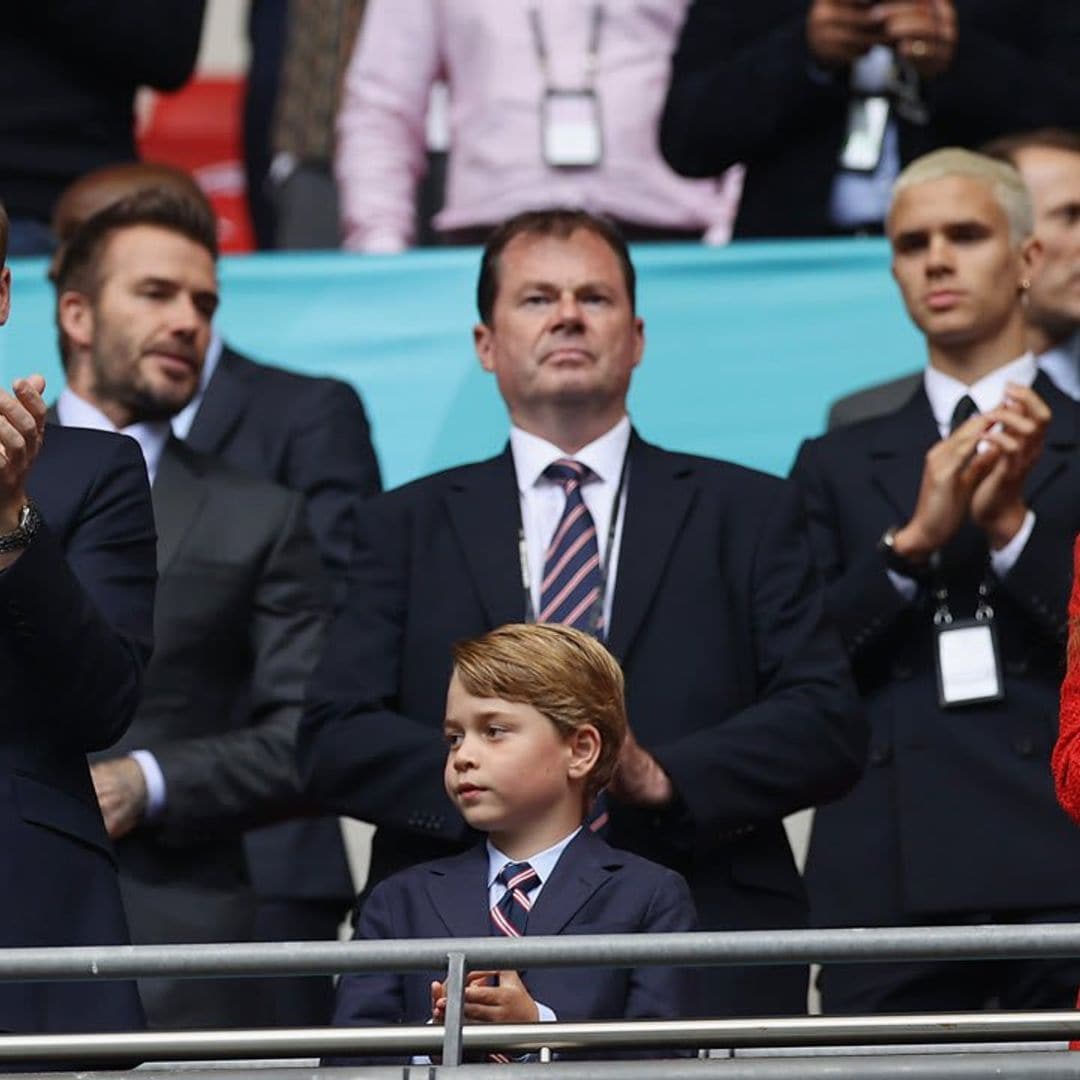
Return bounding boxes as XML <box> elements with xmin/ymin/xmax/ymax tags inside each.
<box><xmin>330</xmin><ymin>623</ymin><xmax>698</xmax><ymax>1057</ymax></box>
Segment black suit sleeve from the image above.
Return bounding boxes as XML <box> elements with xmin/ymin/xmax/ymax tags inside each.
<box><xmin>283</xmin><ymin>377</ymin><xmax>382</xmax><ymax>597</ymax></box>
<box><xmin>790</xmin><ymin>436</ymin><xmax>913</xmax><ymax>659</ymax></box>
<box><xmin>650</xmin><ymin>479</ymin><xmax>866</xmax><ymax>828</ymax></box>
<box><xmin>2</xmin><ymin>433</ymin><xmax>156</xmax><ymax>751</ymax></box>
<box><xmin>991</xmin><ymin>512</ymin><xmax>1071</xmax><ymax>642</ymax></box>
<box><xmin>151</xmin><ymin>493</ymin><xmax>329</xmax><ymax>833</ymax></box>
<box><xmin>299</xmin><ymin>491</ymin><xmax>469</xmax><ymax>841</ymax></box>
<box><xmin>660</xmin><ymin>0</ymin><xmax>847</xmax><ymax>178</ymax></box>
<box><xmin>924</xmin><ymin>1</ymin><xmax>1080</xmax><ymax>137</ymax></box>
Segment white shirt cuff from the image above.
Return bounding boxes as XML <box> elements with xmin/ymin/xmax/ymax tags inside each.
<box><xmin>129</xmin><ymin>749</ymin><xmax>166</xmax><ymax>821</ymax></box>
<box><xmin>990</xmin><ymin>510</ymin><xmax>1035</xmax><ymax>578</ymax></box>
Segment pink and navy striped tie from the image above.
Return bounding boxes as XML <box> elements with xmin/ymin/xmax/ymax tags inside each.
<box><xmin>490</xmin><ymin>861</ymin><xmax>540</xmax><ymax>938</ymax></box>
<box><xmin>539</xmin><ymin>460</ymin><xmax>603</xmax><ymax>634</ymax></box>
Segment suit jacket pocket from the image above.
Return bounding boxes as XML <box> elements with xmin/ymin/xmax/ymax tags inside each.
<box><xmin>13</xmin><ymin>772</ymin><xmax>116</xmax><ymax>866</ymax></box>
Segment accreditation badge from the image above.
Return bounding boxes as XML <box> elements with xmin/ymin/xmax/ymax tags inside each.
<box><xmin>541</xmin><ymin>89</ymin><xmax>603</xmax><ymax>168</ymax></box>
<box><xmin>934</xmin><ymin>617</ymin><xmax>1005</xmax><ymax>708</ymax></box>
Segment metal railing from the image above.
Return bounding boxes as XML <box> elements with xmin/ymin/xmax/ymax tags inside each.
<box><xmin>1</xmin><ymin>924</ymin><xmax>1080</xmax><ymax>1073</ymax></box>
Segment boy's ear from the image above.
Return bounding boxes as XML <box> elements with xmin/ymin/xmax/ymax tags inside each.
<box><xmin>566</xmin><ymin>724</ymin><xmax>602</xmax><ymax>781</ymax></box>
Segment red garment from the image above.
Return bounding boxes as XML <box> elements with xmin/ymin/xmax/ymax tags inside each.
<box><xmin>1053</xmin><ymin>535</ymin><xmax>1080</xmax><ymax>825</ymax></box>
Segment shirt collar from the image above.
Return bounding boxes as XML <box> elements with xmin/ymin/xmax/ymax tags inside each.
<box><xmin>171</xmin><ymin>330</ymin><xmax>223</xmax><ymax>439</ymax></box>
<box><xmin>486</xmin><ymin>827</ymin><xmax>582</xmax><ymax>889</ymax></box>
<box><xmin>1036</xmin><ymin>328</ymin><xmax>1080</xmax><ymax>402</ymax></box>
<box><xmin>56</xmin><ymin>386</ymin><xmax>171</xmax><ymax>484</ymax></box>
<box><xmin>509</xmin><ymin>415</ymin><xmax>631</xmax><ymax>493</ymax></box>
<box><xmin>923</xmin><ymin>352</ymin><xmax>1038</xmax><ymax>432</ymax></box>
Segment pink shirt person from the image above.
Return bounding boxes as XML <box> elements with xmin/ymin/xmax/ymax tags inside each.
<box><xmin>336</xmin><ymin>0</ymin><xmax>742</xmax><ymax>252</ymax></box>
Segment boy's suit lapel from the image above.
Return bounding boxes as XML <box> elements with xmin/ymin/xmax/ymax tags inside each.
<box><xmin>424</xmin><ymin>846</ymin><xmax>492</xmax><ymax>939</ymax></box>
<box><xmin>526</xmin><ymin>829</ymin><xmax>617</xmax><ymax>936</ymax></box>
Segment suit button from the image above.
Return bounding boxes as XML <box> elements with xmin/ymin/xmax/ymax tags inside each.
<box><xmin>1005</xmin><ymin>657</ymin><xmax>1028</xmax><ymax>675</ymax></box>
<box><xmin>1013</xmin><ymin>736</ymin><xmax>1035</xmax><ymax>758</ymax></box>
<box><xmin>890</xmin><ymin>663</ymin><xmax>913</xmax><ymax>680</ymax></box>
<box><xmin>869</xmin><ymin>745</ymin><xmax>891</xmax><ymax>766</ymax></box>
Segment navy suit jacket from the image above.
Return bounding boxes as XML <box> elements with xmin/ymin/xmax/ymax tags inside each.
<box><xmin>331</xmin><ymin>829</ymin><xmax>697</xmax><ymax>1062</ymax></box>
<box><xmin>661</xmin><ymin>0</ymin><xmax>1080</xmax><ymax>237</ymax></box>
<box><xmin>185</xmin><ymin>344</ymin><xmax>382</xmax><ymax>904</ymax></box>
<box><xmin>0</xmin><ymin>424</ymin><xmax>155</xmax><ymax>1034</ymax></box>
<box><xmin>791</xmin><ymin>375</ymin><xmax>1080</xmax><ymax>924</ymax></box>
<box><xmin>300</xmin><ymin>432</ymin><xmax>864</xmax><ymax>1013</ymax></box>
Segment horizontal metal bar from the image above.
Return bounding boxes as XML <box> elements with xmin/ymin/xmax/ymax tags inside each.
<box><xmin>3</xmin><ymin>1013</ymin><xmax>1080</xmax><ymax>1061</ymax></box>
<box><xmin>5</xmin><ymin>924</ymin><xmax>1080</xmax><ymax>982</ymax></box>
<box><xmin>8</xmin><ymin>1055</ymin><xmax>1080</xmax><ymax>1080</ymax></box>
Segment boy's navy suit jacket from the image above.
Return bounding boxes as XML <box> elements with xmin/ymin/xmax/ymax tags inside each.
<box><xmin>331</xmin><ymin>827</ymin><xmax>698</xmax><ymax>1058</ymax></box>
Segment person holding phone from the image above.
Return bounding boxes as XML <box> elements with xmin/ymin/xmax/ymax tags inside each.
<box><xmin>661</xmin><ymin>0</ymin><xmax>1080</xmax><ymax>238</ymax></box>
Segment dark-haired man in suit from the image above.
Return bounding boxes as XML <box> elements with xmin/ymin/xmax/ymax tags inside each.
<box><xmin>0</xmin><ymin>199</ymin><xmax>156</xmax><ymax>1037</ymax></box>
<box><xmin>52</xmin><ymin>189</ymin><xmax>328</xmax><ymax>1029</ymax></box>
<box><xmin>300</xmin><ymin>208</ymin><xmax>864</xmax><ymax>1018</ymax></box>
<box><xmin>791</xmin><ymin>148</ymin><xmax>1080</xmax><ymax>1013</ymax></box>
<box><xmin>52</xmin><ymin>161</ymin><xmax>381</xmax><ymax>1026</ymax></box>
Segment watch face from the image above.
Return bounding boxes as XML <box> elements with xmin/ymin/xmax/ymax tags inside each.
<box><xmin>0</xmin><ymin>501</ymin><xmax>39</xmax><ymax>554</ymax></box>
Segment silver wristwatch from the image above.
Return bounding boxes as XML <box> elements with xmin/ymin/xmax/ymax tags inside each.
<box><xmin>0</xmin><ymin>501</ymin><xmax>41</xmax><ymax>554</ymax></box>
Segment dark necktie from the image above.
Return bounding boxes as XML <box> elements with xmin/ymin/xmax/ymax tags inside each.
<box><xmin>490</xmin><ymin>862</ymin><xmax>540</xmax><ymax>938</ymax></box>
<box><xmin>950</xmin><ymin>394</ymin><xmax>979</xmax><ymax>434</ymax></box>
<box><xmin>539</xmin><ymin>460</ymin><xmax>604</xmax><ymax>634</ymax></box>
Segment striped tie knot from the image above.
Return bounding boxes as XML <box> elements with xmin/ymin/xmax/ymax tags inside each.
<box><xmin>544</xmin><ymin>458</ymin><xmax>591</xmax><ymax>492</ymax></box>
<box><xmin>490</xmin><ymin>861</ymin><xmax>540</xmax><ymax>938</ymax></box>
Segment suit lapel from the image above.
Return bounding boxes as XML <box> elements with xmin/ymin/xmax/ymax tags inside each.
<box><xmin>443</xmin><ymin>450</ymin><xmax>527</xmax><ymax>629</ymax></box>
<box><xmin>868</xmin><ymin>384</ymin><xmax>940</xmax><ymax>519</ymax></box>
<box><xmin>152</xmin><ymin>439</ymin><xmax>209</xmax><ymax>574</ymax></box>
<box><xmin>1026</xmin><ymin>372</ymin><xmax>1077</xmax><ymax>504</ymax></box>
<box><xmin>424</xmin><ymin>846</ymin><xmax>492</xmax><ymax>938</ymax></box>
<box><xmin>184</xmin><ymin>345</ymin><xmax>249</xmax><ymax>454</ymax></box>
<box><xmin>605</xmin><ymin>435</ymin><xmax>696</xmax><ymax>663</ymax></box>
<box><xmin>527</xmin><ymin>829</ymin><xmax>615</xmax><ymax>936</ymax></box>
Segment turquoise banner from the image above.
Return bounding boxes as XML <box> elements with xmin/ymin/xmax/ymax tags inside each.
<box><xmin>0</xmin><ymin>240</ymin><xmax>923</xmax><ymax>488</ymax></box>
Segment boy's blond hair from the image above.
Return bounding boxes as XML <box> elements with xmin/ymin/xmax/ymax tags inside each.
<box><xmin>451</xmin><ymin>623</ymin><xmax>627</xmax><ymax>799</ymax></box>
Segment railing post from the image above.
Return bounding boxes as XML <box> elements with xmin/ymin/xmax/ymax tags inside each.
<box><xmin>441</xmin><ymin>951</ymin><xmax>467</xmax><ymax>1066</ymax></box>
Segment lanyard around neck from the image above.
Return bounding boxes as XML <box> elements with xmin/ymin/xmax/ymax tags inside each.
<box><xmin>527</xmin><ymin>4</ymin><xmax>604</xmax><ymax>89</ymax></box>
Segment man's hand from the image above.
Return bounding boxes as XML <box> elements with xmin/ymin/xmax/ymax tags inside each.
<box><xmin>876</xmin><ymin>0</ymin><xmax>957</xmax><ymax>77</ymax></box>
<box><xmin>607</xmin><ymin>729</ymin><xmax>673</xmax><ymax>807</ymax></box>
<box><xmin>0</xmin><ymin>375</ymin><xmax>47</xmax><ymax>525</ymax></box>
<box><xmin>970</xmin><ymin>384</ymin><xmax>1050</xmax><ymax>550</ymax></box>
<box><xmin>431</xmin><ymin>971</ymin><xmax>539</xmax><ymax>1025</ymax></box>
<box><xmin>806</xmin><ymin>0</ymin><xmax>883</xmax><ymax>69</ymax></box>
<box><xmin>891</xmin><ymin>411</ymin><xmax>1002</xmax><ymax>565</ymax></box>
<box><xmin>90</xmin><ymin>757</ymin><xmax>148</xmax><ymax>839</ymax></box>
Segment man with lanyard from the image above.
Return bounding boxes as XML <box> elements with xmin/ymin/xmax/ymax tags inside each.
<box><xmin>828</xmin><ymin>129</ymin><xmax>1080</xmax><ymax>429</ymax></box>
<box><xmin>300</xmin><ymin>207</ymin><xmax>864</xmax><ymax>1018</ymax></box>
<box><xmin>791</xmin><ymin>148</ymin><xmax>1080</xmax><ymax>1013</ymax></box>
<box><xmin>334</xmin><ymin>0</ymin><xmax>741</xmax><ymax>251</ymax></box>
<box><xmin>661</xmin><ymin>0</ymin><xmax>1080</xmax><ymax>239</ymax></box>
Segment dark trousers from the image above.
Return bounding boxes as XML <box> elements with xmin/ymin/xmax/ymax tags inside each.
<box><xmin>252</xmin><ymin>897</ymin><xmax>348</xmax><ymax>1026</ymax></box>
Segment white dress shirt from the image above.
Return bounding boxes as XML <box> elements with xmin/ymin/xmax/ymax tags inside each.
<box><xmin>56</xmin><ymin>387</ymin><xmax>169</xmax><ymax>485</ymax></box>
<box><xmin>888</xmin><ymin>353</ymin><xmax>1038</xmax><ymax>599</ymax></box>
<box><xmin>55</xmin><ymin>387</ymin><xmax>171</xmax><ymax>816</ymax></box>
<box><xmin>510</xmin><ymin>415</ymin><xmax>630</xmax><ymax>635</ymax></box>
